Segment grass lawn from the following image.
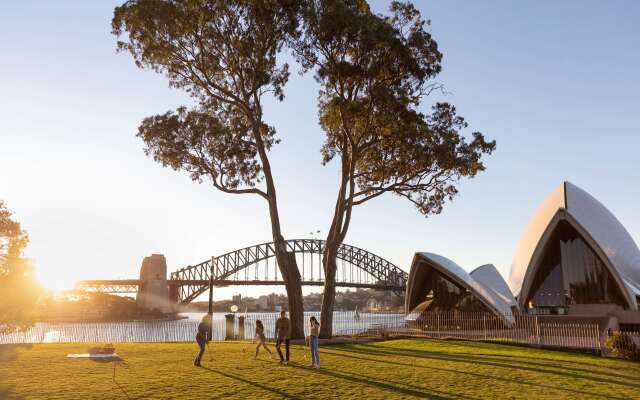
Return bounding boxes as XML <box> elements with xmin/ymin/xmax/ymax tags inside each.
<box><xmin>1</xmin><ymin>338</ymin><xmax>639</xmax><ymax>399</ymax></box>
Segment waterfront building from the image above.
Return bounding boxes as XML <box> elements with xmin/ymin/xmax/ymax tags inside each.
<box><xmin>405</xmin><ymin>253</ymin><xmax>517</xmax><ymax>325</ymax></box>
<box><xmin>510</xmin><ymin>182</ymin><xmax>640</xmax><ymax>330</ymax></box>
<box><xmin>405</xmin><ymin>182</ymin><xmax>640</xmax><ymax>331</ymax></box>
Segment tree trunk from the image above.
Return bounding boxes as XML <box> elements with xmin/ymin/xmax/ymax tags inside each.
<box><xmin>319</xmin><ymin>243</ymin><xmax>338</xmax><ymax>338</ymax></box>
<box><xmin>319</xmin><ymin>143</ymin><xmax>353</xmax><ymax>339</ymax></box>
<box><xmin>279</xmin><ymin>250</ymin><xmax>304</xmax><ymax>339</ymax></box>
<box><xmin>250</xmin><ymin>118</ymin><xmax>305</xmax><ymax>338</ymax></box>
<box><xmin>267</xmin><ymin>221</ymin><xmax>305</xmax><ymax>339</ymax></box>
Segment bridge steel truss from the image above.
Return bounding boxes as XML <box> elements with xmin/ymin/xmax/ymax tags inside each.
<box><xmin>75</xmin><ymin>280</ymin><xmax>140</xmax><ymax>294</ymax></box>
<box><xmin>170</xmin><ymin>239</ymin><xmax>407</xmax><ymax>304</ymax></box>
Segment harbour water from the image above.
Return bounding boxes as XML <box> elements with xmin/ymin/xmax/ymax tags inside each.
<box><xmin>0</xmin><ymin>312</ymin><xmax>404</xmax><ymax>344</ymax></box>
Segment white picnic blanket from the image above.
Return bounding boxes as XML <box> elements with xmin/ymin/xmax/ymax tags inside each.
<box><xmin>66</xmin><ymin>353</ymin><xmax>120</xmax><ymax>359</ymax></box>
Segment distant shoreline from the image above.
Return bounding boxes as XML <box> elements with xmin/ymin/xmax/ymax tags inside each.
<box><xmin>35</xmin><ymin>314</ymin><xmax>188</xmax><ymax>324</ymax></box>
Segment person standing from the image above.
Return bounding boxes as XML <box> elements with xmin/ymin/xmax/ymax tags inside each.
<box><xmin>275</xmin><ymin>310</ymin><xmax>291</xmax><ymax>365</ymax></box>
<box><xmin>194</xmin><ymin>314</ymin><xmax>212</xmax><ymax>367</ymax></box>
<box><xmin>254</xmin><ymin>320</ymin><xmax>273</xmax><ymax>359</ymax></box>
<box><xmin>309</xmin><ymin>316</ymin><xmax>321</xmax><ymax>369</ymax></box>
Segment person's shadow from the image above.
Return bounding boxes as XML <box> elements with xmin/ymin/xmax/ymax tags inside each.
<box><xmin>0</xmin><ymin>344</ymin><xmax>31</xmax><ymax>400</ymax></box>
<box><xmin>88</xmin><ymin>356</ymin><xmax>131</xmax><ymax>400</ymax></box>
<box><xmin>202</xmin><ymin>366</ymin><xmax>302</xmax><ymax>399</ymax></box>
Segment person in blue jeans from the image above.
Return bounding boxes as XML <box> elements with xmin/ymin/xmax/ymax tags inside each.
<box><xmin>308</xmin><ymin>316</ymin><xmax>320</xmax><ymax>368</ymax></box>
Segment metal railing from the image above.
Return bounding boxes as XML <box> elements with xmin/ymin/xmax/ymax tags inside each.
<box><xmin>0</xmin><ymin>312</ymin><xmax>402</xmax><ymax>344</ymax></box>
<box><xmin>3</xmin><ymin>311</ymin><xmax>637</xmax><ymax>362</ymax></box>
<box><xmin>390</xmin><ymin>312</ymin><xmax>602</xmax><ymax>351</ymax></box>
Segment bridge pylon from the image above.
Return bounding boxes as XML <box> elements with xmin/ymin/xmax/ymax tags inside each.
<box><xmin>136</xmin><ymin>254</ymin><xmax>174</xmax><ymax>313</ymax></box>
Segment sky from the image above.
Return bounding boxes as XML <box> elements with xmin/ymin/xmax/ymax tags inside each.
<box><xmin>1</xmin><ymin>1</ymin><xmax>639</xmax><ymax>301</ymax></box>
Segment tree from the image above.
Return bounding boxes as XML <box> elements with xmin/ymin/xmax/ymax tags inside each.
<box><xmin>294</xmin><ymin>1</ymin><xmax>496</xmax><ymax>337</ymax></box>
<box><xmin>0</xmin><ymin>201</ymin><xmax>39</xmax><ymax>333</ymax></box>
<box><xmin>112</xmin><ymin>0</ymin><xmax>307</xmax><ymax>337</ymax></box>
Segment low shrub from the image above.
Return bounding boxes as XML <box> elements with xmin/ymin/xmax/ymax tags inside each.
<box><xmin>606</xmin><ymin>331</ymin><xmax>640</xmax><ymax>361</ymax></box>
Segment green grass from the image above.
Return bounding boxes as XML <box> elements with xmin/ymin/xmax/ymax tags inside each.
<box><xmin>1</xmin><ymin>339</ymin><xmax>639</xmax><ymax>399</ymax></box>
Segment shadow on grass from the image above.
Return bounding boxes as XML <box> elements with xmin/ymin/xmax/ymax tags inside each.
<box><xmin>403</xmin><ymin>340</ymin><xmax>629</xmax><ymax>371</ymax></box>
<box><xmin>327</xmin><ymin>346</ymin><xmax>634</xmax><ymax>399</ymax></box>
<box><xmin>0</xmin><ymin>387</ymin><xmax>23</xmax><ymax>400</ymax></box>
<box><xmin>0</xmin><ymin>345</ymin><xmax>31</xmax><ymax>400</ymax></box>
<box><xmin>202</xmin><ymin>367</ymin><xmax>302</xmax><ymax>399</ymax></box>
<box><xmin>287</xmin><ymin>363</ymin><xmax>476</xmax><ymax>400</ymax></box>
<box><xmin>85</xmin><ymin>357</ymin><xmax>132</xmax><ymax>400</ymax></box>
<box><xmin>88</xmin><ymin>356</ymin><xmax>124</xmax><ymax>363</ymax></box>
<box><xmin>458</xmin><ymin>351</ymin><xmax>638</xmax><ymax>380</ymax></box>
<box><xmin>370</xmin><ymin>342</ymin><xmax>640</xmax><ymax>386</ymax></box>
<box><xmin>0</xmin><ymin>344</ymin><xmax>32</xmax><ymax>362</ymax></box>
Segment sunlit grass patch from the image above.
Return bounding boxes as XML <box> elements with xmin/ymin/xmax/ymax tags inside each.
<box><xmin>1</xmin><ymin>339</ymin><xmax>639</xmax><ymax>399</ymax></box>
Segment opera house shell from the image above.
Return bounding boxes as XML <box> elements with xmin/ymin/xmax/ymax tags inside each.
<box><xmin>509</xmin><ymin>182</ymin><xmax>640</xmax><ymax>326</ymax></box>
<box><xmin>405</xmin><ymin>252</ymin><xmax>517</xmax><ymax>324</ymax></box>
<box><xmin>405</xmin><ymin>182</ymin><xmax>640</xmax><ymax>329</ymax></box>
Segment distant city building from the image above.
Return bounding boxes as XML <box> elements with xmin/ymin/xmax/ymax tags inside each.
<box><xmin>366</xmin><ymin>297</ymin><xmax>380</xmax><ymax>312</ymax></box>
<box><xmin>257</xmin><ymin>295</ymin><xmax>269</xmax><ymax>310</ymax></box>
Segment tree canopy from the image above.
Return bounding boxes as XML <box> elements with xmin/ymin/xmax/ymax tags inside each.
<box><xmin>0</xmin><ymin>201</ymin><xmax>39</xmax><ymax>333</ymax></box>
<box><xmin>293</xmin><ymin>0</ymin><xmax>495</xmax><ymax>336</ymax></box>
<box><xmin>296</xmin><ymin>0</ymin><xmax>495</xmax><ymax>222</ymax></box>
<box><xmin>112</xmin><ymin>0</ymin><xmax>300</xmax><ymax>198</ymax></box>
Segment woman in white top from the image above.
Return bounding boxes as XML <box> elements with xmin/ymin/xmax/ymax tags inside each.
<box><xmin>308</xmin><ymin>316</ymin><xmax>320</xmax><ymax>368</ymax></box>
<box><xmin>254</xmin><ymin>320</ymin><xmax>273</xmax><ymax>359</ymax></box>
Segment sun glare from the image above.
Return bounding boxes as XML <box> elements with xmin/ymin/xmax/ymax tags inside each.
<box><xmin>35</xmin><ymin>266</ymin><xmax>77</xmax><ymax>294</ymax></box>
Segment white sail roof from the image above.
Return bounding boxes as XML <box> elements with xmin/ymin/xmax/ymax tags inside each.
<box><xmin>406</xmin><ymin>253</ymin><xmax>516</xmax><ymax>324</ymax></box>
<box><xmin>509</xmin><ymin>182</ymin><xmax>640</xmax><ymax>310</ymax></box>
<box><xmin>470</xmin><ymin>264</ymin><xmax>517</xmax><ymax>309</ymax></box>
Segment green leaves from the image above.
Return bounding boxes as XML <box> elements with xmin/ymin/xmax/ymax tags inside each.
<box><xmin>0</xmin><ymin>201</ymin><xmax>38</xmax><ymax>333</ymax></box>
<box><xmin>112</xmin><ymin>0</ymin><xmax>299</xmax><ymax>105</ymax></box>
<box><xmin>137</xmin><ymin>106</ymin><xmax>271</xmax><ymax>197</ymax></box>
<box><xmin>113</xmin><ymin>0</ymin><xmax>301</xmax><ymax>198</ymax></box>
<box><xmin>296</xmin><ymin>1</ymin><xmax>495</xmax><ymax>217</ymax></box>
<box><xmin>0</xmin><ymin>201</ymin><xmax>28</xmax><ymax>276</ymax></box>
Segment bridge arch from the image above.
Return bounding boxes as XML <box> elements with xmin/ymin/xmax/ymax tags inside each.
<box><xmin>170</xmin><ymin>239</ymin><xmax>407</xmax><ymax>304</ymax></box>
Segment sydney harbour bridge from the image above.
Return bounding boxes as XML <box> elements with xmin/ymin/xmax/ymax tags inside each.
<box><xmin>77</xmin><ymin>239</ymin><xmax>408</xmax><ymax>306</ymax></box>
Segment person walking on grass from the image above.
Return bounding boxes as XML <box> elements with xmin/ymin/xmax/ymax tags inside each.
<box><xmin>194</xmin><ymin>314</ymin><xmax>212</xmax><ymax>367</ymax></box>
<box><xmin>254</xmin><ymin>320</ymin><xmax>273</xmax><ymax>359</ymax></box>
<box><xmin>275</xmin><ymin>310</ymin><xmax>291</xmax><ymax>365</ymax></box>
<box><xmin>309</xmin><ymin>316</ymin><xmax>321</xmax><ymax>368</ymax></box>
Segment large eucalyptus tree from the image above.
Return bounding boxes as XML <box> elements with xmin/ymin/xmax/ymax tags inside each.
<box><xmin>293</xmin><ymin>1</ymin><xmax>496</xmax><ymax>337</ymax></box>
<box><xmin>113</xmin><ymin>0</ymin><xmax>496</xmax><ymax>339</ymax></box>
<box><xmin>112</xmin><ymin>0</ymin><xmax>307</xmax><ymax>337</ymax></box>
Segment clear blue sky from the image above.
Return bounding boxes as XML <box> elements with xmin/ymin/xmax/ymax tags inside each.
<box><xmin>1</xmin><ymin>1</ymin><xmax>639</xmax><ymax>300</ymax></box>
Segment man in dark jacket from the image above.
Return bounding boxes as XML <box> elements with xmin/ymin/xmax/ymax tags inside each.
<box><xmin>194</xmin><ymin>314</ymin><xmax>212</xmax><ymax>367</ymax></box>
<box><xmin>275</xmin><ymin>310</ymin><xmax>291</xmax><ymax>365</ymax></box>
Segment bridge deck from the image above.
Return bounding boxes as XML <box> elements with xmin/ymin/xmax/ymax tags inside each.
<box><xmin>77</xmin><ymin>279</ymin><xmax>403</xmax><ymax>291</ymax></box>
<box><xmin>76</xmin><ymin>239</ymin><xmax>407</xmax><ymax>303</ymax></box>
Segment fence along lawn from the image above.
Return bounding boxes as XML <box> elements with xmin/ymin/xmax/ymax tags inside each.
<box><xmin>1</xmin><ymin>339</ymin><xmax>639</xmax><ymax>399</ymax></box>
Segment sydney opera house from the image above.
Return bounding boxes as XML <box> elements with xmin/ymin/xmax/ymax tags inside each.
<box><xmin>405</xmin><ymin>182</ymin><xmax>640</xmax><ymax>331</ymax></box>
